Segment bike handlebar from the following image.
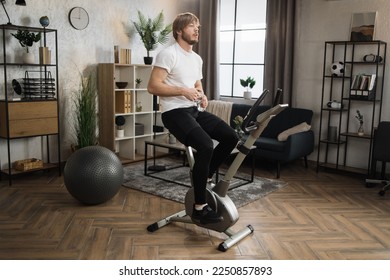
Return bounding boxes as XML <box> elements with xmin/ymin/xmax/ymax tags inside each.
<box><xmin>241</xmin><ymin>89</ymin><xmax>269</xmax><ymax>133</ymax></box>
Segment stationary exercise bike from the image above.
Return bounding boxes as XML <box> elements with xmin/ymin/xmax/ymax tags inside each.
<box><xmin>147</xmin><ymin>89</ymin><xmax>288</xmax><ymax>251</ymax></box>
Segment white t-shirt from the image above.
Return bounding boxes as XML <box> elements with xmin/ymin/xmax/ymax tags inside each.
<box><xmin>153</xmin><ymin>42</ymin><xmax>203</xmax><ymax>112</ymax></box>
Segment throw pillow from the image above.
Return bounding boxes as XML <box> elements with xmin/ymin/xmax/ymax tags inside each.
<box><xmin>277</xmin><ymin>122</ymin><xmax>311</xmax><ymax>141</ymax></box>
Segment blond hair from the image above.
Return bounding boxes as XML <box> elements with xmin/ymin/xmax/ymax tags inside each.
<box><xmin>172</xmin><ymin>12</ymin><xmax>199</xmax><ymax>40</ymax></box>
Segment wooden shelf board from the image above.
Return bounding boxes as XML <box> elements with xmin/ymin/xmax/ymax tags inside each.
<box><xmin>1</xmin><ymin>163</ymin><xmax>58</xmax><ymax>175</ymax></box>
<box><xmin>319</xmin><ymin>139</ymin><xmax>346</xmax><ymax>144</ymax></box>
<box><xmin>340</xmin><ymin>132</ymin><xmax>372</xmax><ymax>139</ymax></box>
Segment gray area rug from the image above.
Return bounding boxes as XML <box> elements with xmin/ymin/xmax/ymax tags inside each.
<box><xmin>122</xmin><ymin>158</ymin><xmax>287</xmax><ymax>208</ymax></box>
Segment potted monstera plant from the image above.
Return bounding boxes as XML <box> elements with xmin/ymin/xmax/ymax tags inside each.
<box><xmin>132</xmin><ymin>10</ymin><xmax>172</xmax><ymax>65</ymax></box>
<box><xmin>11</xmin><ymin>29</ymin><xmax>41</xmax><ymax>64</ymax></box>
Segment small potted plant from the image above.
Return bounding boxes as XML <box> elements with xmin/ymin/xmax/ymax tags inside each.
<box><xmin>355</xmin><ymin>110</ymin><xmax>364</xmax><ymax>136</ymax></box>
<box><xmin>11</xmin><ymin>30</ymin><xmax>41</xmax><ymax>64</ymax></box>
<box><xmin>132</xmin><ymin>10</ymin><xmax>172</xmax><ymax>65</ymax></box>
<box><xmin>135</xmin><ymin>78</ymin><xmax>142</xmax><ymax>88</ymax></box>
<box><xmin>115</xmin><ymin>116</ymin><xmax>126</xmax><ymax>138</ymax></box>
<box><xmin>233</xmin><ymin>115</ymin><xmax>245</xmax><ymax>140</ymax></box>
<box><xmin>136</xmin><ymin>101</ymin><xmax>142</xmax><ymax>112</ymax></box>
<box><xmin>240</xmin><ymin>76</ymin><xmax>256</xmax><ymax>100</ymax></box>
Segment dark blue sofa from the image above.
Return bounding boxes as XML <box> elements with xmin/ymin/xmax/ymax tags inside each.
<box><xmin>230</xmin><ymin>104</ymin><xmax>315</xmax><ymax>178</ymax></box>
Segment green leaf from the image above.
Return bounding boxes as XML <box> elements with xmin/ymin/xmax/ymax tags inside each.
<box><xmin>132</xmin><ymin>10</ymin><xmax>172</xmax><ymax>55</ymax></box>
<box><xmin>240</xmin><ymin>76</ymin><xmax>256</xmax><ymax>89</ymax></box>
<box><xmin>72</xmin><ymin>73</ymin><xmax>98</xmax><ymax>148</ymax></box>
<box><xmin>11</xmin><ymin>30</ymin><xmax>41</xmax><ymax>52</ymax></box>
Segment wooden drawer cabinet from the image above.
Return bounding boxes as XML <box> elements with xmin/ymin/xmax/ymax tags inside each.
<box><xmin>0</xmin><ymin>101</ymin><xmax>58</xmax><ymax>138</ymax></box>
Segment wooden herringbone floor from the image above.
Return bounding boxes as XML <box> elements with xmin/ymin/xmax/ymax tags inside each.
<box><xmin>0</xmin><ymin>159</ymin><xmax>389</xmax><ymax>260</ymax></box>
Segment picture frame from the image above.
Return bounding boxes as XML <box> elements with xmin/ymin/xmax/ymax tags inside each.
<box><xmin>350</xmin><ymin>12</ymin><xmax>377</xmax><ymax>41</ymax></box>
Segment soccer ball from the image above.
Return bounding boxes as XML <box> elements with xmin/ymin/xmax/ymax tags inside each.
<box><xmin>330</xmin><ymin>61</ymin><xmax>345</xmax><ymax>77</ymax></box>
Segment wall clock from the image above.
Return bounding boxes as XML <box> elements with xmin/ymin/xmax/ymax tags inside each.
<box><xmin>68</xmin><ymin>7</ymin><xmax>89</xmax><ymax>30</ymax></box>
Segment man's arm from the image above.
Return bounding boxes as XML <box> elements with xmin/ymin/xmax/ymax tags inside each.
<box><xmin>147</xmin><ymin>66</ymin><xmax>202</xmax><ymax>101</ymax></box>
<box><xmin>194</xmin><ymin>80</ymin><xmax>203</xmax><ymax>93</ymax></box>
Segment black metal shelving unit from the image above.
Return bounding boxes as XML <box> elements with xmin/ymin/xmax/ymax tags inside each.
<box><xmin>316</xmin><ymin>40</ymin><xmax>387</xmax><ymax>176</ymax></box>
<box><xmin>0</xmin><ymin>24</ymin><xmax>60</xmax><ymax>185</ymax></box>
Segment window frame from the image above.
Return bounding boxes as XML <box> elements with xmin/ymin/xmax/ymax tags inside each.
<box><xmin>219</xmin><ymin>0</ymin><xmax>267</xmax><ymax>99</ymax></box>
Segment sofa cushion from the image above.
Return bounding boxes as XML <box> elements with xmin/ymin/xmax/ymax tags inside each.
<box><xmin>261</xmin><ymin>107</ymin><xmax>313</xmax><ymax>138</ymax></box>
<box><xmin>255</xmin><ymin>137</ymin><xmax>285</xmax><ymax>152</ymax></box>
<box><xmin>277</xmin><ymin>122</ymin><xmax>311</xmax><ymax>141</ymax></box>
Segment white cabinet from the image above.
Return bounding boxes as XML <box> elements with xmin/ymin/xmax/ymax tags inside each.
<box><xmin>98</xmin><ymin>63</ymin><xmax>166</xmax><ymax>163</ymax></box>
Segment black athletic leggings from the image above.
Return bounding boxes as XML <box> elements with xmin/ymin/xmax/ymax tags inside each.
<box><xmin>162</xmin><ymin>107</ymin><xmax>238</xmax><ymax>204</ymax></box>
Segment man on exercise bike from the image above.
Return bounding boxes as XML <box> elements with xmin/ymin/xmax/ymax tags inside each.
<box><xmin>148</xmin><ymin>12</ymin><xmax>238</xmax><ymax>224</ymax></box>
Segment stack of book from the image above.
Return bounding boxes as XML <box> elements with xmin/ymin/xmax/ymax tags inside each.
<box><xmin>114</xmin><ymin>46</ymin><xmax>131</xmax><ymax>64</ymax></box>
<box><xmin>350</xmin><ymin>74</ymin><xmax>376</xmax><ymax>100</ymax></box>
<box><xmin>119</xmin><ymin>48</ymin><xmax>131</xmax><ymax>64</ymax></box>
<box><xmin>115</xmin><ymin>91</ymin><xmax>132</xmax><ymax>113</ymax></box>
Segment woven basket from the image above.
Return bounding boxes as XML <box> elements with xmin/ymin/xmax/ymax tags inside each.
<box><xmin>14</xmin><ymin>158</ymin><xmax>43</xmax><ymax>171</ymax></box>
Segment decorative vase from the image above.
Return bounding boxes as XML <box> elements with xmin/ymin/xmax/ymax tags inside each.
<box><xmin>144</xmin><ymin>56</ymin><xmax>153</xmax><ymax>65</ymax></box>
<box><xmin>22</xmin><ymin>52</ymin><xmax>35</xmax><ymax>64</ymax></box>
<box><xmin>116</xmin><ymin>129</ymin><xmax>124</xmax><ymax>138</ymax></box>
<box><xmin>39</xmin><ymin>47</ymin><xmax>51</xmax><ymax>64</ymax></box>
<box><xmin>136</xmin><ymin>102</ymin><xmax>142</xmax><ymax>112</ymax></box>
<box><xmin>358</xmin><ymin>123</ymin><xmax>364</xmax><ymax>136</ymax></box>
<box><xmin>243</xmin><ymin>91</ymin><xmax>252</xmax><ymax>100</ymax></box>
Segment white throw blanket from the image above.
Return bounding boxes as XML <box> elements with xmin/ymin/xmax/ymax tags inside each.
<box><xmin>206</xmin><ymin>100</ymin><xmax>233</xmax><ymax>124</ymax></box>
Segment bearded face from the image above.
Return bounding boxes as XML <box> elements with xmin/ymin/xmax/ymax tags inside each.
<box><xmin>180</xmin><ymin>23</ymin><xmax>199</xmax><ymax>45</ymax></box>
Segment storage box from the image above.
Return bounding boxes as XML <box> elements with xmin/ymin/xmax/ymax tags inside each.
<box><xmin>349</xmin><ymin>89</ymin><xmax>376</xmax><ymax>101</ymax></box>
<box><xmin>14</xmin><ymin>158</ymin><xmax>43</xmax><ymax>171</ymax></box>
<box><xmin>135</xmin><ymin>123</ymin><xmax>144</xmax><ymax>136</ymax></box>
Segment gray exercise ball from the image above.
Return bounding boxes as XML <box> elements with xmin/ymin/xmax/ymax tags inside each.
<box><xmin>64</xmin><ymin>146</ymin><xmax>123</xmax><ymax>205</ymax></box>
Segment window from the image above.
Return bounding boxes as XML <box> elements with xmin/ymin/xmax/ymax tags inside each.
<box><xmin>219</xmin><ymin>0</ymin><xmax>267</xmax><ymax>98</ymax></box>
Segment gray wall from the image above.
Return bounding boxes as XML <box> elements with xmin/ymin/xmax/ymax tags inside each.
<box><xmin>294</xmin><ymin>0</ymin><xmax>390</xmax><ymax>169</ymax></box>
<box><xmin>0</xmin><ymin>0</ymin><xmax>198</xmax><ymax>167</ymax></box>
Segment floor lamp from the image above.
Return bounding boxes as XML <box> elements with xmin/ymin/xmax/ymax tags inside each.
<box><xmin>148</xmin><ymin>95</ymin><xmax>166</xmax><ymax>171</ymax></box>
